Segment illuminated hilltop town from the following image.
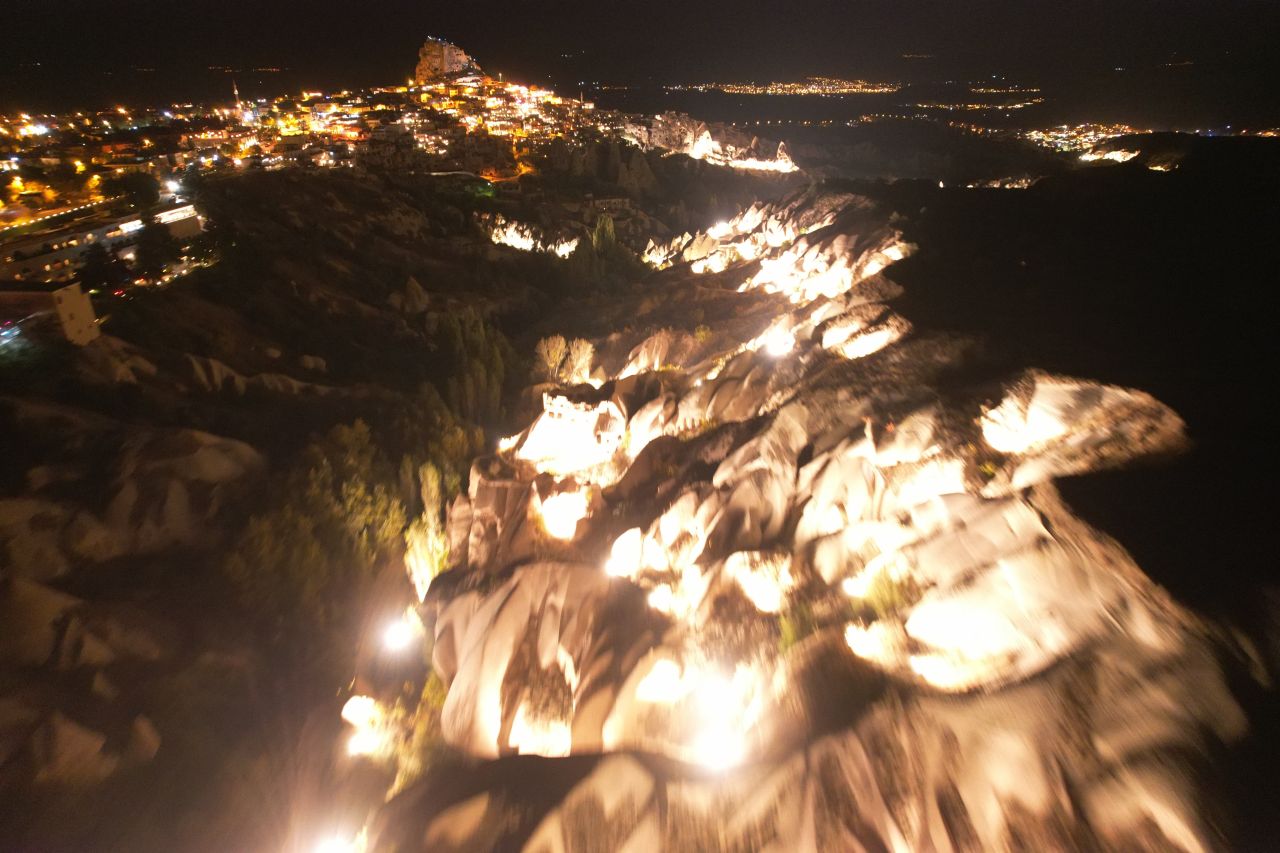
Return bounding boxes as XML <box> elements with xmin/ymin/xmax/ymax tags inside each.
<box><xmin>0</xmin><ymin>39</ymin><xmax>627</xmax><ymax>289</ymax></box>
<box><xmin>0</xmin><ymin>38</ymin><xmax>803</xmax><ymax>290</ymax></box>
<box><xmin>4</xmin><ymin>36</ymin><xmax>1275</xmax><ymax>291</ymax></box>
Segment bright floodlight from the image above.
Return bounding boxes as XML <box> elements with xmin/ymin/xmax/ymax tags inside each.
<box><xmin>313</xmin><ymin>838</ymin><xmax>346</xmax><ymax>853</ymax></box>
<box><xmin>313</xmin><ymin>834</ymin><xmax>362</xmax><ymax>853</ymax></box>
<box><xmin>340</xmin><ymin>694</ymin><xmax>388</xmax><ymax>758</ymax></box>
<box><xmin>346</xmin><ymin>729</ymin><xmax>381</xmax><ymax>757</ymax></box>
<box><xmin>539</xmin><ymin>489</ymin><xmax>590</xmax><ymax>540</ymax></box>
<box><xmin>165</xmin><ymin>179</ymin><xmax>180</xmax><ymax>193</ymax></box>
<box><xmin>761</xmin><ymin>327</ymin><xmax>794</xmax><ymax>357</ymax></box>
<box><xmin>604</xmin><ymin>527</ymin><xmax>643</xmax><ymax>578</ymax></box>
<box><xmin>691</xmin><ymin>727</ymin><xmax>745</xmax><ymax>773</ymax></box>
<box><xmin>382</xmin><ymin>618</ymin><xmax>415</xmax><ymax>652</ymax></box>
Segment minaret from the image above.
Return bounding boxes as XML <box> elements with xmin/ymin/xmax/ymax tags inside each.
<box><xmin>233</xmin><ymin>80</ymin><xmax>252</xmax><ymax>126</ymax></box>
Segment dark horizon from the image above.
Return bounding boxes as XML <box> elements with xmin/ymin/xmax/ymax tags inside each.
<box><xmin>5</xmin><ymin>0</ymin><xmax>1280</xmax><ymax>125</ymax></box>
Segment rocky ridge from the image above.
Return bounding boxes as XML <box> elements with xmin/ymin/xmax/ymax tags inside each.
<box><xmin>351</xmin><ymin>186</ymin><xmax>1245</xmax><ymax>851</ymax></box>
<box><xmin>626</xmin><ymin>112</ymin><xmax>798</xmax><ymax>174</ymax></box>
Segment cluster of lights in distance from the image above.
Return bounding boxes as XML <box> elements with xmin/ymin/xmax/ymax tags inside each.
<box><xmin>669</xmin><ymin>77</ymin><xmax>900</xmax><ymax>96</ymax></box>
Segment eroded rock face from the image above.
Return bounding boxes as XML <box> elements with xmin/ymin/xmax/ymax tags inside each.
<box><xmin>372</xmin><ymin>188</ymin><xmax>1245</xmax><ymax>851</ymax></box>
<box><xmin>480</xmin><ymin>213</ymin><xmax>580</xmax><ymax>259</ymax></box>
<box><xmin>0</xmin><ymin>571</ymin><xmax>177</xmax><ymax>790</ymax></box>
<box><xmin>625</xmin><ymin>112</ymin><xmax>798</xmax><ymax>174</ymax></box>
<box><xmin>0</xmin><ymin>417</ymin><xmax>263</xmax><ymax>580</ymax></box>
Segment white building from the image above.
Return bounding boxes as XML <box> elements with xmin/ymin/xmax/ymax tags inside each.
<box><xmin>0</xmin><ymin>204</ymin><xmax>202</xmax><ymax>283</ymax></box>
<box><xmin>0</xmin><ymin>281</ymin><xmax>100</xmax><ymax>345</ymax></box>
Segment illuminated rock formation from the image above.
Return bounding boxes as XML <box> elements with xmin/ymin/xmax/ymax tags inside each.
<box><xmin>480</xmin><ymin>213</ymin><xmax>580</xmax><ymax>259</ymax></box>
<box><xmin>413</xmin><ymin>37</ymin><xmax>479</xmax><ymax>84</ymax></box>
<box><xmin>625</xmin><ymin>112</ymin><xmax>798</xmax><ymax>173</ymax></box>
<box><xmin>362</xmin><ymin>186</ymin><xmax>1245</xmax><ymax>851</ymax></box>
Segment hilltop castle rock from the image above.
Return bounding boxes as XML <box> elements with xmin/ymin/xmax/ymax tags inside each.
<box><xmin>414</xmin><ymin>37</ymin><xmax>480</xmax><ymax>84</ymax></box>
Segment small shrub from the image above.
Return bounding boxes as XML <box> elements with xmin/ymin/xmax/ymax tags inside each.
<box><xmin>779</xmin><ymin>601</ymin><xmax>817</xmax><ymax>653</ymax></box>
<box><xmin>534</xmin><ymin>335</ymin><xmax>567</xmax><ymax>382</ymax></box>
<box><xmin>562</xmin><ymin>338</ymin><xmax>594</xmax><ymax>384</ymax></box>
<box><xmin>676</xmin><ymin>416</ymin><xmax>720</xmax><ymax>440</ymax></box>
<box><xmin>392</xmin><ymin>671</ymin><xmax>449</xmax><ymax>794</ymax></box>
<box><xmin>863</xmin><ymin>572</ymin><xmax>922</xmax><ymax>619</ymax></box>
<box><xmin>533</xmin><ymin>335</ymin><xmax>594</xmax><ymax>384</ymax></box>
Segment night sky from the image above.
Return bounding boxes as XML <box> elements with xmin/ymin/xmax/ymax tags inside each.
<box><xmin>4</xmin><ymin>0</ymin><xmax>1280</xmax><ymax>121</ymax></box>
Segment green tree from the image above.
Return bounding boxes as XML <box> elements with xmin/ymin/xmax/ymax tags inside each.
<box><xmin>562</xmin><ymin>338</ymin><xmax>594</xmax><ymax>383</ymax></box>
<box><xmin>592</xmin><ymin>213</ymin><xmax>617</xmax><ymax>252</ymax></box>
<box><xmin>533</xmin><ymin>335</ymin><xmax>593</xmax><ymax>384</ymax></box>
<box><xmin>103</xmin><ymin>172</ymin><xmax>160</xmax><ymax>208</ymax></box>
<box><xmin>77</xmin><ymin>243</ymin><xmax>131</xmax><ymax>291</ymax></box>
<box><xmin>404</xmin><ymin>462</ymin><xmax>449</xmax><ymax>599</ymax></box>
<box><xmin>222</xmin><ymin>420</ymin><xmax>407</xmax><ymax>675</ymax></box>
<box><xmin>134</xmin><ymin>215</ymin><xmax>182</xmax><ymax>280</ymax></box>
<box><xmin>564</xmin><ymin>213</ymin><xmax>647</xmax><ymax>291</ymax></box>
<box><xmin>534</xmin><ymin>335</ymin><xmax>567</xmax><ymax>382</ymax></box>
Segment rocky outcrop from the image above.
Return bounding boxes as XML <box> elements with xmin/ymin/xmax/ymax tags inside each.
<box><xmin>625</xmin><ymin>112</ymin><xmax>797</xmax><ymax>173</ymax></box>
<box><xmin>549</xmin><ymin>141</ymin><xmax>663</xmax><ymax>195</ymax></box>
<box><xmin>0</xmin><ymin>414</ymin><xmax>263</xmax><ymax>579</ymax></box>
<box><xmin>479</xmin><ymin>213</ymin><xmax>580</xmax><ymax>259</ymax></box>
<box><xmin>0</xmin><ymin>572</ymin><xmax>175</xmax><ymax>792</ymax></box>
<box><xmin>387</xmin><ymin>276</ymin><xmax>431</xmax><ymax>315</ymax></box>
<box><xmin>78</xmin><ymin>335</ymin><xmax>159</xmax><ymax>385</ymax></box>
<box><xmin>354</xmin><ymin>188</ymin><xmax>1246</xmax><ymax>851</ymax></box>
<box><xmin>616</xmin><ymin>147</ymin><xmax>658</xmax><ymax>196</ymax></box>
<box><xmin>185</xmin><ymin>353</ymin><xmax>340</xmax><ymax>397</ymax></box>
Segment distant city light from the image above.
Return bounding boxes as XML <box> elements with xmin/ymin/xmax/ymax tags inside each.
<box><xmin>670</xmin><ymin>76</ymin><xmax>900</xmax><ymax>96</ymax></box>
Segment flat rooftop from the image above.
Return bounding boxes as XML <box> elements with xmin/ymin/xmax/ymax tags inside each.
<box><xmin>0</xmin><ymin>279</ymin><xmax>71</xmax><ymax>294</ymax></box>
